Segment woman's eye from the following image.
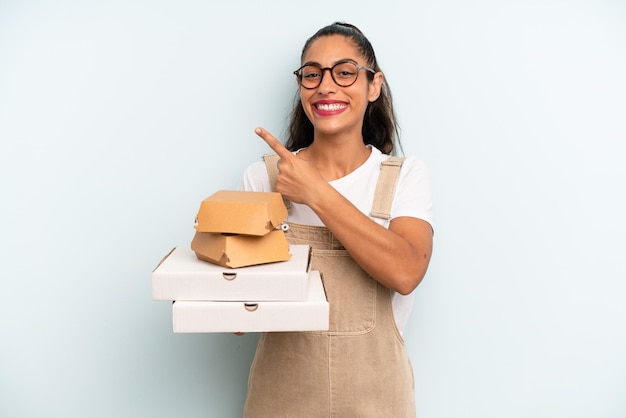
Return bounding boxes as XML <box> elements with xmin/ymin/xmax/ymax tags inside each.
<box><xmin>336</xmin><ymin>70</ymin><xmax>355</xmax><ymax>79</ymax></box>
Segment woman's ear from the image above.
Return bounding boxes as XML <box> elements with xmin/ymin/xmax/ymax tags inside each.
<box><xmin>368</xmin><ymin>72</ymin><xmax>384</xmax><ymax>102</ymax></box>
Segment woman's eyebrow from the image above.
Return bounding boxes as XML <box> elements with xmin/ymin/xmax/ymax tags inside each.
<box><xmin>301</xmin><ymin>58</ymin><xmax>359</xmax><ymax>67</ymax></box>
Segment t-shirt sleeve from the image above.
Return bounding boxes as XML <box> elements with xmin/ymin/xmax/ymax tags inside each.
<box><xmin>238</xmin><ymin>160</ymin><xmax>272</xmax><ymax>192</ymax></box>
<box><xmin>390</xmin><ymin>156</ymin><xmax>433</xmax><ymax>228</ymax></box>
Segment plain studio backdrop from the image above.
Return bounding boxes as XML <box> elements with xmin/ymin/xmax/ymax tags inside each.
<box><xmin>1</xmin><ymin>0</ymin><xmax>625</xmax><ymax>417</ymax></box>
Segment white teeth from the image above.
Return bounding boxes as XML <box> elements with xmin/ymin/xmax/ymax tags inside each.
<box><xmin>316</xmin><ymin>103</ymin><xmax>346</xmax><ymax>111</ymax></box>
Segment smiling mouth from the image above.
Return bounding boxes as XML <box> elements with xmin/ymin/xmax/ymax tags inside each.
<box><xmin>315</xmin><ymin>103</ymin><xmax>347</xmax><ymax>111</ymax></box>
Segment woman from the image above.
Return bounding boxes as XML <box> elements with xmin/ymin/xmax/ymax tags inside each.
<box><xmin>240</xmin><ymin>22</ymin><xmax>433</xmax><ymax>417</ymax></box>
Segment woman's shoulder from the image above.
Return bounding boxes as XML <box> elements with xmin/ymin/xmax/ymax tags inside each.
<box><xmin>243</xmin><ymin>159</ymin><xmax>269</xmax><ymax>177</ymax></box>
<box><xmin>371</xmin><ymin>147</ymin><xmax>429</xmax><ymax>175</ymax></box>
<box><xmin>240</xmin><ymin>159</ymin><xmax>271</xmax><ymax>192</ymax></box>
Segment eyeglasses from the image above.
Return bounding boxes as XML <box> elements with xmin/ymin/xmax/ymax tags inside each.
<box><xmin>293</xmin><ymin>60</ymin><xmax>376</xmax><ymax>89</ymax></box>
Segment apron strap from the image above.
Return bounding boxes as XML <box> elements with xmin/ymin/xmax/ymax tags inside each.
<box><xmin>370</xmin><ymin>156</ymin><xmax>405</xmax><ymax>220</ymax></box>
<box><xmin>262</xmin><ymin>153</ymin><xmax>292</xmax><ymax>212</ymax></box>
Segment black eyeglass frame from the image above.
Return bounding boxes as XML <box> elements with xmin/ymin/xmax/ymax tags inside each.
<box><xmin>293</xmin><ymin>59</ymin><xmax>377</xmax><ymax>89</ymax></box>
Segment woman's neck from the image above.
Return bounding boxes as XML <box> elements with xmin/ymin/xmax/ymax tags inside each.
<box><xmin>298</xmin><ymin>135</ymin><xmax>371</xmax><ymax>181</ymax></box>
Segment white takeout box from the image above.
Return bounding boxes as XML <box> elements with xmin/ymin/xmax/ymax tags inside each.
<box><xmin>172</xmin><ymin>271</ymin><xmax>329</xmax><ymax>333</ymax></box>
<box><xmin>152</xmin><ymin>245</ymin><xmax>311</xmax><ymax>301</ymax></box>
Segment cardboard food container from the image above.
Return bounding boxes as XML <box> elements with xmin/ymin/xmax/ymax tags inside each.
<box><xmin>152</xmin><ymin>244</ymin><xmax>311</xmax><ymax>302</ymax></box>
<box><xmin>191</xmin><ymin>229</ymin><xmax>291</xmax><ymax>268</ymax></box>
<box><xmin>171</xmin><ymin>271</ymin><xmax>329</xmax><ymax>333</ymax></box>
<box><xmin>194</xmin><ymin>190</ymin><xmax>288</xmax><ymax>236</ymax></box>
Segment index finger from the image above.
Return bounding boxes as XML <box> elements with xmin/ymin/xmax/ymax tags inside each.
<box><xmin>255</xmin><ymin>127</ymin><xmax>293</xmax><ymax>160</ymax></box>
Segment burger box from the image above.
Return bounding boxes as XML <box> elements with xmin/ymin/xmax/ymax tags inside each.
<box><xmin>192</xmin><ymin>190</ymin><xmax>291</xmax><ymax>268</ymax></box>
<box><xmin>195</xmin><ymin>190</ymin><xmax>287</xmax><ymax>236</ymax></box>
<box><xmin>152</xmin><ymin>244</ymin><xmax>311</xmax><ymax>302</ymax></box>
<box><xmin>191</xmin><ymin>229</ymin><xmax>291</xmax><ymax>268</ymax></box>
<box><xmin>171</xmin><ymin>270</ymin><xmax>329</xmax><ymax>333</ymax></box>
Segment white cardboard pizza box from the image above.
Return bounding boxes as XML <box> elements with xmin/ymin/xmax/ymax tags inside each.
<box><xmin>152</xmin><ymin>245</ymin><xmax>310</xmax><ymax>302</ymax></box>
<box><xmin>172</xmin><ymin>271</ymin><xmax>329</xmax><ymax>333</ymax></box>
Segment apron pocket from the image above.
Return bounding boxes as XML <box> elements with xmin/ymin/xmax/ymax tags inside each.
<box><xmin>310</xmin><ymin>249</ymin><xmax>377</xmax><ymax>335</ymax></box>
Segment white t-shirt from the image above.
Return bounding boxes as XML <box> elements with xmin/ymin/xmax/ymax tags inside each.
<box><xmin>239</xmin><ymin>145</ymin><xmax>433</xmax><ymax>335</ymax></box>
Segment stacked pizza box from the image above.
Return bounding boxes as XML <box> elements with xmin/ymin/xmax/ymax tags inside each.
<box><xmin>152</xmin><ymin>190</ymin><xmax>329</xmax><ymax>333</ymax></box>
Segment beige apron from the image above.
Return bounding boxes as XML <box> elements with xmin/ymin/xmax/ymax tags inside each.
<box><xmin>243</xmin><ymin>155</ymin><xmax>415</xmax><ymax>418</ymax></box>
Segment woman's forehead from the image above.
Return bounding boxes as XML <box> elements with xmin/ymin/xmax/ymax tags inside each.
<box><xmin>302</xmin><ymin>35</ymin><xmax>362</xmax><ymax>65</ymax></box>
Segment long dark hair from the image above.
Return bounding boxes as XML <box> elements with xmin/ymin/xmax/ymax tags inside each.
<box><xmin>285</xmin><ymin>22</ymin><xmax>401</xmax><ymax>155</ymax></box>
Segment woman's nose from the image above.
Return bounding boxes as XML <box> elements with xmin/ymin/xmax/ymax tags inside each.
<box><xmin>317</xmin><ymin>68</ymin><xmax>337</xmax><ymax>94</ymax></box>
